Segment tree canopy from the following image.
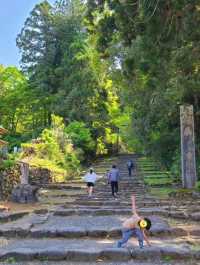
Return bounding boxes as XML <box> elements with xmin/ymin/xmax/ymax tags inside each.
<box><xmin>1</xmin><ymin>0</ymin><xmax>200</xmax><ymax>177</ymax></box>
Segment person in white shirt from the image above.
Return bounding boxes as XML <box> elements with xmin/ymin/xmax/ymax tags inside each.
<box><xmin>84</xmin><ymin>168</ymin><xmax>97</xmax><ymax>198</ymax></box>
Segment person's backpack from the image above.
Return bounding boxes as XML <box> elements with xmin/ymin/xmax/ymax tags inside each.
<box><xmin>127</xmin><ymin>160</ymin><xmax>134</xmax><ymax>168</ymax></box>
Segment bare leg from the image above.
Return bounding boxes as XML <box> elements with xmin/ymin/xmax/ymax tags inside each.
<box><xmin>89</xmin><ymin>186</ymin><xmax>93</xmax><ymax>197</ymax></box>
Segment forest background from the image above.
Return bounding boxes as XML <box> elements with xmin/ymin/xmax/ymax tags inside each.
<box><xmin>0</xmin><ymin>0</ymin><xmax>200</xmax><ymax>180</ymax></box>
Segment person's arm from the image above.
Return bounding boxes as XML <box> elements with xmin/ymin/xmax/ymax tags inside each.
<box><xmin>83</xmin><ymin>173</ymin><xmax>88</xmax><ymax>182</ymax></box>
<box><xmin>143</xmin><ymin>230</ymin><xmax>151</xmax><ymax>246</ymax></box>
<box><xmin>131</xmin><ymin>195</ymin><xmax>137</xmax><ymax>214</ymax></box>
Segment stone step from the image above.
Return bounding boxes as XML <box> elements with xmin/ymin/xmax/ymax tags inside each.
<box><xmin>52</xmin><ymin>207</ymin><xmax>170</xmax><ymax>217</ymax></box>
<box><xmin>0</xmin><ymin>214</ymin><xmax>197</xmax><ymax>239</ymax></box>
<box><xmin>94</xmin><ymin>188</ymin><xmax>145</xmax><ymax>191</ymax></box>
<box><xmin>0</xmin><ymin>238</ymin><xmax>199</xmax><ymax>262</ymax></box>
<box><xmin>1</xmin><ymin>154</ymin><xmax>198</xmax><ymax>265</ymax></box>
<box><xmin>63</xmin><ymin>201</ymin><xmax>130</xmax><ymax>207</ymax></box>
<box><xmin>0</xmin><ymin>258</ymin><xmax>194</xmax><ymax>265</ymax></box>
<box><xmin>96</xmin><ymin>181</ymin><xmax>144</xmax><ymax>184</ymax></box>
<box><xmin>38</xmin><ymin>182</ymin><xmax>145</xmax><ymax>190</ymax></box>
<box><xmin>0</xmin><ymin>211</ymin><xmax>29</xmax><ymax>223</ymax></box>
<box><xmin>72</xmin><ymin>199</ymin><xmax>159</xmax><ymax>206</ymax></box>
<box><xmin>60</xmin><ymin>184</ymin><xmax>145</xmax><ymax>188</ymax></box>
<box><xmin>38</xmin><ymin>189</ymin><xmax>146</xmax><ymax>196</ymax></box>
<box><xmin>39</xmin><ymin>195</ymin><xmax>148</xmax><ymax>203</ymax></box>
<box><xmin>53</xmin><ymin>208</ymin><xmax>134</xmax><ymax>216</ymax></box>
<box><xmin>39</xmin><ymin>185</ymin><xmax>84</xmax><ymax>190</ymax></box>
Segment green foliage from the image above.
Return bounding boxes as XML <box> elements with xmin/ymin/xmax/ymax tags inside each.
<box><xmin>21</xmin><ymin>115</ymin><xmax>81</xmax><ymax>180</ymax></box>
<box><xmin>197</xmin><ymin>181</ymin><xmax>200</xmax><ymax>191</ymax></box>
<box><xmin>65</xmin><ymin>121</ymin><xmax>95</xmax><ymax>156</ymax></box>
<box><xmin>162</xmin><ymin>255</ymin><xmax>173</xmax><ymax>262</ymax></box>
<box><xmin>2</xmin><ymin>0</ymin><xmax>199</xmax><ymax>180</ymax></box>
<box><xmin>144</xmin><ymin>177</ymin><xmax>173</xmax><ymax>186</ymax></box>
<box><xmin>150</xmin><ymin>187</ymin><xmax>177</xmax><ymax>199</ymax></box>
<box><xmin>138</xmin><ymin>157</ymin><xmax>175</xmax><ymax>196</ymax></box>
<box><xmin>0</xmin><ymin>153</ymin><xmax>18</xmax><ymax>171</ymax></box>
<box><xmin>170</xmin><ymin>150</ymin><xmax>182</xmax><ymax>182</ymax></box>
<box><xmin>85</xmin><ymin>0</ymin><xmax>200</xmax><ymax>173</ymax></box>
<box><xmin>15</xmin><ymin>0</ymin><xmax>121</xmax><ymax>156</ymax></box>
<box><xmin>3</xmin><ymin>257</ymin><xmax>16</xmax><ymax>263</ymax></box>
<box><xmin>0</xmin><ymin>66</ymin><xmax>31</xmax><ymax>133</ymax></box>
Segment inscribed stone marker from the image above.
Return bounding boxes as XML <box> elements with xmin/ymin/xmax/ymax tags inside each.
<box><xmin>180</xmin><ymin>105</ymin><xmax>197</xmax><ymax>188</ymax></box>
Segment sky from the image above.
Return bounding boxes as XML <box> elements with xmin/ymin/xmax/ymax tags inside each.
<box><xmin>0</xmin><ymin>0</ymin><xmax>55</xmax><ymax>68</ymax></box>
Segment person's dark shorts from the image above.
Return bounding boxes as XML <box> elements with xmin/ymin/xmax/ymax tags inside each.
<box><xmin>87</xmin><ymin>182</ymin><xmax>94</xmax><ymax>187</ymax></box>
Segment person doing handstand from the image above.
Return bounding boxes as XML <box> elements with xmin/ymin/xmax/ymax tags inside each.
<box><xmin>117</xmin><ymin>195</ymin><xmax>151</xmax><ymax>248</ymax></box>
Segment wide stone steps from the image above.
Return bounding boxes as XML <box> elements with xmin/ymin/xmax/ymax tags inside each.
<box><xmin>0</xmin><ymin>213</ymin><xmax>199</xmax><ymax>239</ymax></box>
<box><xmin>52</xmin><ymin>207</ymin><xmax>197</xmax><ymax>220</ymax></box>
<box><xmin>1</xmin><ymin>258</ymin><xmax>198</xmax><ymax>264</ymax></box>
<box><xmin>1</xmin><ymin>154</ymin><xmax>200</xmax><ymax>264</ymax></box>
<box><xmin>0</xmin><ymin>238</ymin><xmax>199</xmax><ymax>263</ymax></box>
<box><xmin>0</xmin><ymin>257</ymin><xmax>190</xmax><ymax>265</ymax></box>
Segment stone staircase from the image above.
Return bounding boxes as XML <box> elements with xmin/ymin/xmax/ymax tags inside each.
<box><xmin>0</xmin><ymin>154</ymin><xmax>200</xmax><ymax>265</ymax></box>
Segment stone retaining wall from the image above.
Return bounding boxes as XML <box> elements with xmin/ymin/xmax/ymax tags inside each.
<box><xmin>0</xmin><ymin>165</ymin><xmax>53</xmax><ymax>200</ymax></box>
<box><xmin>29</xmin><ymin>167</ymin><xmax>53</xmax><ymax>185</ymax></box>
<box><xmin>0</xmin><ymin>164</ymin><xmax>20</xmax><ymax>200</ymax></box>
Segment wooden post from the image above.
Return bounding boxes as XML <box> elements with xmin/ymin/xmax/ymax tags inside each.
<box><xmin>180</xmin><ymin>105</ymin><xmax>197</xmax><ymax>188</ymax></box>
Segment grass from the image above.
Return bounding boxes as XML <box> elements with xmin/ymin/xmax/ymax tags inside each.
<box><xmin>197</xmin><ymin>180</ymin><xmax>200</xmax><ymax>190</ymax></box>
<box><xmin>144</xmin><ymin>174</ymin><xmax>170</xmax><ymax>179</ymax></box>
<box><xmin>3</xmin><ymin>257</ymin><xmax>16</xmax><ymax>263</ymax></box>
<box><xmin>168</xmin><ymin>188</ymin><xmax>198</xmax><ymax>198</ymax></box>
<box><xmin>144</xmin><ymin>177</ymin><xmax>173</xmax><ymax>186</ymax></box>
<box><xmin>138</xmin><ymin>156</ymin><xmax>175</xmax><ymax>188</ymax></box>
<box><xmin>162</xmin><ymin>255</ymin><xmax>173</xmax><ymax>262</ymax></box>
<box><xmin>141</xmin><ymin>171</ymin><xmax>170</xmax><ymax>175</ymax></box>
<box><xmin>38</xmin><ymin>256</ymin><xmax>49</xmax><ymax>261</ymax></box>
<box><xmin>191</xmin><ymin>244</ymin><xmax>200</xmax><ymax>251</ymax></box>
<box><xmin>149</xmin><ymin>187</ymin><xmax>176</xmax><ymax>198</ymax></box>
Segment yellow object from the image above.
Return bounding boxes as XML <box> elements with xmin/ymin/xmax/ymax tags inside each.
<box><xmin>139</xmin><ymin>219</ymin><xmax>147</xmax><ymax>229</ymax></box>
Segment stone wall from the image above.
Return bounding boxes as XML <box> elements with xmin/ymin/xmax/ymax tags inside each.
<box><xmin>29</xmin><ymin>167</ymin><xmax>53</xmax><ymax>185</ymax></box>
<box><xmin>0</xmin><ymin>165</ymin><xmax>21</xmax><ymax>200</ymax></box>
<box><xmin>0</xmin><ymin>165</ymin><xmax>53</xmax><ymax>200</ymax></box>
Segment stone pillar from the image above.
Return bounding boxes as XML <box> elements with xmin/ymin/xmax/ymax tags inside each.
<box><xmin>180</xmin><ymin>105</ymin><xmax>197</xmax><ymax>188</ymax></box>
<box><xmin>11</xmin><ymin>162</ymin><xmax>38</xmax><ymax>203</ymax></box>
<box><xmin>20</xmin><ymin>162</ymin><xmax>29</xmax><ymax>184</ymax></box>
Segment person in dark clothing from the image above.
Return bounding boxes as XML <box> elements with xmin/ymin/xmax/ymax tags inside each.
<box><xmin>108</xmin><ymin>165</ymin><xmax>120</xmax><ymax>198</ymax></box>
<box><xmin>127</xmin><ymin>160</ymin><xmax>134</xmax><ymax>177</ymax></box>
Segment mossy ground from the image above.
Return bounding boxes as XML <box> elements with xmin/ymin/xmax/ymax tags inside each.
<box><xmin>137</xmin><ymin>157</ymin><xmax>180</xmax><ymax>198</ymax></box>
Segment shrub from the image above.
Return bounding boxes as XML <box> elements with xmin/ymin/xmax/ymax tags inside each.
<box><xmin>20</xmin><ymin>115</ymin><xmax>81</xmax><ymax>180</ymax></box>
<box><xmin>65</xmin><ymin>121</ymin><xmax>95</xmax><ymax>157</ymax></box>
